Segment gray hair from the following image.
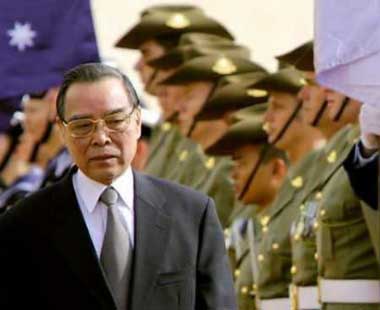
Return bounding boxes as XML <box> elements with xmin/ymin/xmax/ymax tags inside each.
<box><xmin>56</xmin><ymin>63</ymin><xmax>139</xmax><ymax>121</ymax></box>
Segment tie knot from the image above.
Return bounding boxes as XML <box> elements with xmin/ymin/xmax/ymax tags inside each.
<box><xmin>100</xmin><ymin>187</ymin><xmax>118</xmax><ymax>207</ymax></box>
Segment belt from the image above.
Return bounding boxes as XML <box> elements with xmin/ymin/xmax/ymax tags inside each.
<box><xmin>259</xmin><ymin>298</ymin><xmax>290</xmax><ymax>310</ymax></box>
<box><xmin>319</xmin><ymin>278</ymin><xmax>380</xmax><ymax>303</ymax></box>
<box><xmin>289</xmin><ymin>284</ymin><xmax>320</xmax><ymax>310</ymax></box>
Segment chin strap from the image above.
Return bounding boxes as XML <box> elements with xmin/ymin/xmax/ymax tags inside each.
<box><xmin>145</xmin><ymin>69</ymin><xmax>159</xmax><ymax>94</ymax></box>
<box><xmin>272</xmin><ymin>99</ymin><xmax>303</xmax><ymax>145</ymax></box>
<box><xmin>238</xmin><ymin>145</ymin><xmax>269</xmax><ymax>201</ymax></box>
<box><xmin>311</xmin><ymin>100</ymin><xmax>329</xmax><ymax>127</ymax></box>
<box><xmin>333</xmin><ymin>96</ymin><xmax>350</xmax><ymax>122</ymax></box>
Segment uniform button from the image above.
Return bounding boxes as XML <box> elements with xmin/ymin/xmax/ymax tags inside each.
<box><xmin>299</xmin><ymin>204</ymin><xmax>305</xmax><ymax>211</ymax></box>
<box><xmin>313</xmin><ymin>221</ymin><xmax>319</xmax><ymax>230</ymax></box>
<box><xmin>291</xmin><ymin>265</ymin><xmax>297</xmax><ymax>275</ymax></box>
<box><xmin>272</xmin><ymin>243</ymin><xmax>279</xmax><ymax>250</ymax></box>
<box><xmin>262</xmin><ymin>226</ymin><xmax>268</xmax><ymax>233</ymax></box>
<box><xmin>314</xmin><ymin>252</ymin><xmax>319</xmax><ymax>261</ymax></box>
<box><xmin>315</xmin><ymin>192</ymin><xmax>323</xmax><ymax>200</ymax></box>
<box><xmin>294</xmin><ymin>234</ymin><xmax>301</xmax><ymax>241</ymax></box>
<box><xmin>241</xmin><ymin>286</ymin><xmax>249</xmax><ymax>295</ymax></box>
<box><xmin>234</xmin><ymin>269</ymin><xmax>240</xmax><ymax>277</ymax></box>
<box><xmin>320</xmin><ymin>209</ymin><xmax>326</xmax><ymax>216</ymax></box>
<box><xmin>258</xmin><ymin>254</ymin><xmax>264</xmax><ymax>262</ymax></box>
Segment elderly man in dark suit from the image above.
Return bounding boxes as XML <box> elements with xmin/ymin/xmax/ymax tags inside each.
<box><xmin>0</xmin><ymin>63</ymin><xmax>236</xmax><ymax>310</ymax></box>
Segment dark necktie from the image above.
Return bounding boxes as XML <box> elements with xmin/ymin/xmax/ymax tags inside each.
<box><xmin>100</xmin><ymin>187</ymin><xmax>132</xmax><ymax>310</ymax></box>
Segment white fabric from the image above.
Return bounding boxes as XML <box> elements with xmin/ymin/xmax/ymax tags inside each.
<box><xmin>320</xmin><ymin>278</ymin><xmax>380</xmax><ymax>303</ymax></box>
<box><xmin>359</xmin><ymin>104</ymin><xmax>380</xmax><ymax>149</ymax></box>
<box><xmin>297</xmin><ymin>286</ymin><xmax>320</xmax><ymax>310</ymax></box>
<box><xmin>314</xmin><ymin>0</ymin><xmax>380</xmax><ymax>107</ymax></box>
<box><xmin>259</xmin><ymin>298</ymin><xmax>290</xmax><ymax>310</ymax></box>
<box><xmin>73</xmin><ymin>167</ymin><xmax>134</xmax><ymax>257</ymax></box>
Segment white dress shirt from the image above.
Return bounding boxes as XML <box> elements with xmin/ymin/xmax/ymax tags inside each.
<box><xmin>72</xmin><ymin>167</ymin><xmax>134</xmax><ymax>258</ymax></box>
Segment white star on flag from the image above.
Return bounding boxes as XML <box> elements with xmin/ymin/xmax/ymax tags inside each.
<box><xmin>7</xmin><ymin>22</ymin><xmax>37</xmax><ymax>52</ymax></box>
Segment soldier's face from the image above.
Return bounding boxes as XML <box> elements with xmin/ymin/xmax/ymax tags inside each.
<box><xmin>157</xmin><ymin>84</ymin><xmax>186</xmax><ymax>121</ymax></box>
<box><xmin>232</xmin><ymin>144</ymin><xmax>278</xmax><ymax>205</ymax></box>
<box><xmin>326</xmin><ymin>89</ymin><xmax>361</xmax><ymax>123</ymax></box>
<box><xmin>22</xmin><ymin>97</ymin><xmax>50</xmax><ymax>141</ymax></box>
<box><xmin>264</xmin><ymin>91</ymin><xmax>303</xmax><ymax>148</ymax></box>
<box><xmin>59</xmin><ymin>78</ymin><xmax>141</xmax><ymax>185</ymax></box>
<box><xmin>135</xmin><ymin>40</ymin><xmax>166</xmax><ymax>85</ymax></box>
<box><xmin>176</xmin><ymin>81</ymin><xmax>214</xmax><ymax>134</ymax></box>
<box><xmin>299</xmin><ymin>78</ymin><xmax>327</xmax><ymax>126</ymax></box>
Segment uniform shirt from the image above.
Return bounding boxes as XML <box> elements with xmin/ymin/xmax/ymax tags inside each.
<box><xmin>73</xmin><ymin>167</ymin><xmax>134</xmax><ymax>258</ymax></box>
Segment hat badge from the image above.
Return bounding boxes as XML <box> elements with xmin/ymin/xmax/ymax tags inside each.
<box><xmin>246</xmin><ymin>88</ymin><xmax>268</xmax><ymax>98</ymax></box>
<box><xmin>166</xmin><ymin>13</ymin><xmax>191</xmax><ymax>29</ymax></box>
<box><xmin>212</xmin><ymin>56</ymin><xmax>237</xmax><ymax>75</ymax></box>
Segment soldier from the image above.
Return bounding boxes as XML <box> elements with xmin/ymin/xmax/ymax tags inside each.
<box><xmin>144</xmin><ymin>33</ymin><xmax>254</xmax><ymax>179</ymax></box>
<box><xmin>153</xmin><ymin>52</ymin><xmax>265</xmax><ymax>226</ymax></box>
<box><xmin>248</xmin><ymin>68</ymin><xmax>325</xmax><ymax>310</ymax></box>
<box><xmin>207</xmin><ymin>104</ymin><xmax>288</xmax><ymax>310</ymax></box>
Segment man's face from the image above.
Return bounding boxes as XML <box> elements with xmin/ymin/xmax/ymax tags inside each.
<box><xmin>176</xmin><ymin>81</ymin><xmax>214</xmax><ymax>134</ymax></box>
<box><xmin>325</xmin><ymin>89</ymin><xmax>361</xmax><ymax>123</ymax></box>
<box><xmin>298</xmin><ymin>75</ymin><xmax>327</xmax><ymax>126</ymax></box>
<box><xmin>147</xmin><ymin>67</ymin><xmax>181</xmax><ymax>120</ymax></box>
<box><xmin>59</xmin><ymin>77</ymin><xmax>141</xmax><ymax>185</ymax></box>
<box><xmin>264</xmin><ymin>91</ymin><xmax>302</xmax><ymax>150</ymax></box>
<box><xmin>232</xmin><ymin>144</ymin><xmax>275</xmax><ymax>205</ymax></box>
<box><xmin>134</xmin><ymin>40</ymin><xmax>166</xmax><ymax>85</ymax></box>
<box><xmin>22</xmin><ymin>97</ymin><xmax>50</xmax><ymax>140</ymax></box>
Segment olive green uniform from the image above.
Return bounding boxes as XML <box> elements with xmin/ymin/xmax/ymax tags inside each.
<box><xmin>254</xmin><ymin>149</ymin><xmax>320</xmax><ymax>304</ymax></box>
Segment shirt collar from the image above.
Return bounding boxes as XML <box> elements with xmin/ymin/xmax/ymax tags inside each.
<box><xmin>75</xmin><ymin>167</ymin><xmax>134</xmax><ymax>213</ymax></box>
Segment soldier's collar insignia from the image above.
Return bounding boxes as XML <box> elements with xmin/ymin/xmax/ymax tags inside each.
<box><xmin>327</xmin><ymin>150</ymin><xmax>337</xmax><ymax>163</ymax></box>
<box><xmin>212</xmin><ymin>57</ymin><xmax>237</xmax><ymax>75</ymax></box>
<box><xmin>291</xmin><ymin>176</ymin><xmax>303</xmax><ymax>188</ymax></box>
<box><xmin>246</xmin><ymin>88</ymin><xmax>268</xmax><ymax>98</ymax></box>
<box><xmin>179</xmin><ymin>150</ymin><xmax>189</xmax><ymax>161</ymax></box>
<box><xmin>205</xmin><ymin>157</ymin><xmax>215</xmax><ymax>169</ymax></box>
<box><xmin>260</xmin><ymin>215</ymin><xmax>270</xmax><ymax>226</ymax></box>
<box><xmin>165</xmin><ymin>13</ymin><xmax>191</xmax><ymax>29</ymax></box>
<box><xmin>161</xmin><ymin>122</ymin><xmax>172</xmax><ymax>131</ymax></box>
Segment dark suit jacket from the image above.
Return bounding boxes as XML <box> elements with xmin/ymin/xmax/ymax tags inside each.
<box><xmin>343</xmin><ymin>142</ymin><xmax>379</xmax><ymax>209</ymax></box>
<box><xmin>0</xmin><ymin>168</ymin><xmax>236</xmax><ymax>310</ymax></box>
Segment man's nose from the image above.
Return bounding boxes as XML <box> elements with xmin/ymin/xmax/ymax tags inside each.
<box><xmin>91</xmin><ymin>121</ymin><xmax>111</xmax><ymax>145</ymax></box>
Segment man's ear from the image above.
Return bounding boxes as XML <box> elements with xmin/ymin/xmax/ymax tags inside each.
<box><xmin>56</xmin><ymin>117</ymin><xmax>66</xmax><ymax>140</ymax></box>
<box><xmin>134</xmin><ymin>108</ymin><xmax>142</xmax><ymax>139</ymax></box>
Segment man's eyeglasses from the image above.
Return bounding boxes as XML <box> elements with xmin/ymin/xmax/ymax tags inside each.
<box><xmin>62</xmin><ymin>107</ymin><xmax>137</xmax><ymax>138</ymax></box>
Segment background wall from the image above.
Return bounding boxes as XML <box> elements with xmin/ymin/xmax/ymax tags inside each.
<box><xmin>91</xmin><ymin>0</ymin><xmax>313</xmax><ymax>107</ymax></box>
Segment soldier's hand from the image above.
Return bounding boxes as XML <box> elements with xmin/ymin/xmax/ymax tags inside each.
<box><xmin>359</xmin><ymin>103</ymin><xmax>380</xmax><ymax>155</ymax></box>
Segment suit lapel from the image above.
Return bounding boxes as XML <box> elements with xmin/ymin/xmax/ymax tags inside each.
<box><xmin>129</xmin><ymin>172</ymin><xmax>171</xmax><ymax>310</ymax></box>
<box><xmin>49</xmin><ymin>168</ymin><xmax>115</xmax><ymax>307</ymax></box>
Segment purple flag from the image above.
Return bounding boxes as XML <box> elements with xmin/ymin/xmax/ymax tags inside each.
<box><xmin>314</xmin><ymin>0</ymin><xmax>380</xmax><ymax>107</ymax></box>
<box><xmin>0</xmin><ymin>0</ymin><xmax>100</xmax><ymax>99</ymax></box>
